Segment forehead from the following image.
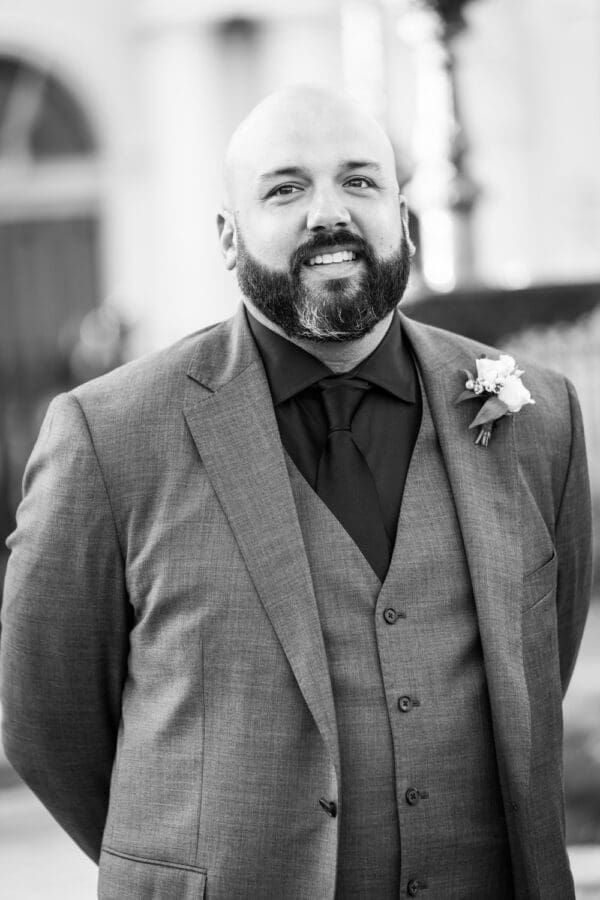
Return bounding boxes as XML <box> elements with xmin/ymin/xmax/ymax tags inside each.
<box><xmin>229</xmin><ymin>102</ymin><xmax>397</xmax><ymax>198</ymax></box>
<box><xmin>271</xmin><ymin>117</ymin><xmax>389</xmax><ymax>166</ymax></box>
<box><xmin>269</xmin><ymin>125</ymin><xmax>384</xmax><ymax>167</ymax></box>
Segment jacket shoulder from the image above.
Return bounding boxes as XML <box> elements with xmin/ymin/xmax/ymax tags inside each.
<box><xmin>69</xmin><ymin>319</ymin><xmax>229</xmax><ymax>417</ymax></box>
<box><xmin>403</xmin><ymin>314</ymin><xmax>571</xmax><ymax>402</ymax></box>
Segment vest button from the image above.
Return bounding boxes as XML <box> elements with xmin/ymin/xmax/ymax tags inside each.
<box><xmin>383</xmin><ymin>607</ymin><xmax>398</xmax><ymax>624</ymax></box>
<box><xmin>405</xmin><ymin>787</ymin><xmax>420</xmax><ymax>806</ymax></box>
<box><xmin>398</xmin><ymin>695</ymin><xmax>413</xmax><ymax>712</ymax></box>
<box><xmin>318</xmin><ymin>797</ymin><xmax>337</xmax><ymax>817</ymax></box>
<box><xmin>407</xmin><ymin>879</ymin><xmax>425</xmax><ymax>896</ymax></box>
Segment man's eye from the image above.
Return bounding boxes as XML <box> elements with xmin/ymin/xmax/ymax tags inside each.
<box><xmin>270</xmin><ymin>184</ymin><xmax>302</xmax><ymax>197</ymax></box>
<box><xmin>345</xmin><ymin>177</ymin><xmax>373</xmax><ymax>188</ymax></box>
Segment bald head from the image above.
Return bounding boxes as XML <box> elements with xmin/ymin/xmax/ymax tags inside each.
<box><xmin>223</xmin><ymin>84</ymin><xmax>399</xmax><ymax>209</ymax></box>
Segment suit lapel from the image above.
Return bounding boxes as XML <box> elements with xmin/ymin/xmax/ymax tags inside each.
<box><xmin>183</xmin><ymin>307</ymin><xmax>340</xmax><ymax>781</ymax></box>
<box><xmin>401</xmin><ymin>313</ymin><xmax>531</xmax><ymax>803</ymax></box>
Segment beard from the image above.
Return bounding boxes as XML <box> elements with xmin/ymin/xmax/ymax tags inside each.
<box><xmin>235</xmin><ymin>226</ymin><xmax>411</xmax><ymax>342</ymax></box>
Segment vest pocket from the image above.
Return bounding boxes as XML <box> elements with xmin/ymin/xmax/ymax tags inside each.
<box><xmin>98</xmin><ymin>847</ymin><xmax>207</xmax><ymax>899</ymax></box>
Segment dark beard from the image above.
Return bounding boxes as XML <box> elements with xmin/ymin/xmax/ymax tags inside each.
<box><xmin>235</xmin><ymin>227</ymin><xmax>411</xmax><ymax>342</ymax></box>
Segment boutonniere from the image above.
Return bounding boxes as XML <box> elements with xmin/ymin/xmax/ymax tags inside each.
<box><xmin>455</xmin><ymin>354</ymin><xmax>535</xmax><ymax>447</ymax></box>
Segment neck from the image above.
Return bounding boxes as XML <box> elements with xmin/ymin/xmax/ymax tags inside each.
<box><xmin>243</xmin><ymin>299</ymin><xmax>394</xmax><ymax>373</ymax></box>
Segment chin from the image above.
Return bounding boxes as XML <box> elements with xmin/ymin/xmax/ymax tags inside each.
<box><xmin>305</xmin><ymin>276</ymin><xmax>363</xmax><ymax>304</ymax></box>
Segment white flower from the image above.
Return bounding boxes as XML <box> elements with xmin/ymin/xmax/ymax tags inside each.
<box><xmin>497</xmin><ymin>374</ymin><xmax>535</xmax><ymax>412</ymax></box>
<box><xmin>476</xmin><ymin>354</ymin><xmax>516</xmax><ymax>385</ymax></box>
<box><xmin>457</xmin><ymin>353</ymin><xmax>534</xmax><ymax>447</ymax></box>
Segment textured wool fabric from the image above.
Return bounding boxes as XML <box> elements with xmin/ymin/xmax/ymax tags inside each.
<box><xmin>287</xmin><ymin>375</ymin><xmax>513</xmax><ymax>899</ymax></box>
<box><xmin>0</xmin><ymin>306</ymin><xmax>591</xmax><ymax>900</ymax></box>
<box><xmin>99</xmin><ymin>850</ymin><xmax>206</xmax><ymax>899</ymax></box>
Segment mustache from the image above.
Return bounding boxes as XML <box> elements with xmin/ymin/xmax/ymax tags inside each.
<box><xmin>291</xmin><ymin>230</ymin><xmax>374</xmax><ymax>271</ymax></box>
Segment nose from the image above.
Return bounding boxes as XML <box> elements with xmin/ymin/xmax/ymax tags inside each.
<box><xmin>306</xmin><ymin>186</ymin><xmax>351</xmax><ymax>231</ymax></box>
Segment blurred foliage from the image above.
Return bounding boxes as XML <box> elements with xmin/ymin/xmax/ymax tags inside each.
<box><xmin>564</xmin><ymin>606</ymin><xmax>600</xmax><ymax>844</ymax></box>
<box><xmin>565</xmin><ymin>723</ymin><xmax>600</xmax><ymax>843</ymax></box>
<box><xmin>404</xmin><ymin>282</ymin><xmax>600</xmax><ymax>346</ymax></box>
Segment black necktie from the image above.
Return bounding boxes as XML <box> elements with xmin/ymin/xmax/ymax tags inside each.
<box><xmin>316</xmin><ymin>376</ymin><xmax>391</xmax><ymax>581</ymax></box>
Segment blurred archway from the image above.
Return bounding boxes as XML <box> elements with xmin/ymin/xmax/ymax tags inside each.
<box><xmin>0</xmin><ymin>54</ymin><xmax>102</xmax><ymax>545</ymax></box>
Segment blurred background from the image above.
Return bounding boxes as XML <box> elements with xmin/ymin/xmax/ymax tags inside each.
<box><xmin>1</xmin><ymin>0</ymin><xmax>599</xmax><ymax>896</ymax></box>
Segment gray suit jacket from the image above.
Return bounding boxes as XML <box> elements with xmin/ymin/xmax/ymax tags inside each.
<box><xmin>0</xmin><ymin>307</ymin><xmax>592</xmax><ymax>899</ymax></box>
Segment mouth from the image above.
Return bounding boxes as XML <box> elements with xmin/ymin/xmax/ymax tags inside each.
<box><xmin>303</xmin><ymin>248</ymin><xmax>361</xmax><ymax>269</ymax></box>
<box><xmin>303</xmin><ymin>246</ymin><xmax>362</xmax><ymax>277</ymax></box>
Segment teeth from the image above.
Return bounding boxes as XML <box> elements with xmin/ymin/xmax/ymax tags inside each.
<box><xmin>307</xmin><ymin>250</ymin><xmax>357</xmax><ymax>266</ymax></box>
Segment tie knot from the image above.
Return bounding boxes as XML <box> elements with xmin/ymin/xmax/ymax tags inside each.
<box><xmin>319</xmin><ymin>376</ymin><xmax>370</xmax><ymax>432</ymax></box>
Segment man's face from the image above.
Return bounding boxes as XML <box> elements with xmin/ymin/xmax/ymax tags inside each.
<box><xmin>220</xmin><ymin>90</ymin><xmax>412</xmax><ymax>341</ymax></box>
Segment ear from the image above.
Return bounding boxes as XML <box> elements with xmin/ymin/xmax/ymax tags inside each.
<box><xmin>217</xmin><ymin>210</ymin><xmax>237</xmax><ymax>270</ymax></box>
<box><xmin>399</xmin><ymin>195</ymin><xmax>416</xmax><ymax>258</ymax></box>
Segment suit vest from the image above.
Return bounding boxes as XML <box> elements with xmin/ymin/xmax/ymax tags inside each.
<box><xmin>285</xmin><ymin>377</ymin><xmax>514</xmax><ymax>900</ymax></box>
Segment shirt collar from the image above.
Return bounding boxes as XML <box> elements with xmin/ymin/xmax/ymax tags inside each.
<box><xmin>246</xmin><ymin>310</ymin><xmax>330</xmax><ymax>404</ymax></box>
<box><xmin>246</xmin><ymin>308</ymin><xmax>416</xmax><ymax>406</ymax></box>
<box><xmin>354</xmin><ymin>311</ymin><xmax>417</xmax><ymax>403</ymax></box>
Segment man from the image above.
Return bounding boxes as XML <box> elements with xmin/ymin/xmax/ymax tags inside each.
<box><xmin>0</xmin><ymin>86</ymin><xmax>592</xmax><ymax>899</ymax></box>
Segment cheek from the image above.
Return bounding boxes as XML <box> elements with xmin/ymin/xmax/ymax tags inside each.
<box><xmin>237</xmin><ymin>214</ymin><xmax>298</xmax><ymax>268</ymax></box>
<box><xmin>373</xmin><ymin>224</ymin><xmax>403</xmax><ymax>257</ymax></box>
<box><xmin>361</xmin><ymin>205</ymin><xmax>403</xmax><ymax>256</ymax></box>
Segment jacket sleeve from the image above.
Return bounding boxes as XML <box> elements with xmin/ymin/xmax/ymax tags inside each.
<box><xmin>554</xmin><ymin>378</ymin><xmax>593</xmax><ymax>697</ymax></box>
<box><xmin>0</xmin><ymin>392</ymin><xmax>131</xmax><ymax>862</ymax></box>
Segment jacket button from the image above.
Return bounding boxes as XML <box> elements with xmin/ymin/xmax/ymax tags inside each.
<box><xmin>383</xmin><ymin>607</ymin><xmax>398</xmax><ymax>624</ymax></box>
<box><xmin>319</xmin><ymin>797</ymin><xmax>337</xmax><ymax>818</ymax></box>
<box><xmin>398</xmin><ymin>695</ymin><xmax>413</xmax><ymax>712</ymax></box>
<box><xmin>407</xmin><ymin>879</ymin><xmax>425</xmax><ymax>896</ymax></box>
<box><xmin>405</xmin><ymin>788</ymin><xmax>420</xmax><ymax>806</ymax></box>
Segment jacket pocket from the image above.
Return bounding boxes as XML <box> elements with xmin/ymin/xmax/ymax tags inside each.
<box><xmin>98</xmin><ymin>847</ymin><xmax>206</xmax><ymax>899</ymax></box>
<box><xmin>522</xmin><ymin>548</ymin><xmax>557</xmax><ymax>612</ymax></box>
<box><xmin>522</xmin><ymin>584</ymin><xmax>563</xmax><ymax>770</ymax></box>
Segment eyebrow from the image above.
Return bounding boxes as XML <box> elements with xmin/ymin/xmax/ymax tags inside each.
<box><xmin>258</xmin><ymin>166</ymin><xmax>306</xmax><ymax>185</ymax></box>
<box><xmin>341</xmin><ymin>160</ymin><xmax>383</xmax><ymax>174</ymax></box>
<box><xmin>257</xmin><ymin>159</ymin><xmax>383</xmax><ymax>184</ymax></box>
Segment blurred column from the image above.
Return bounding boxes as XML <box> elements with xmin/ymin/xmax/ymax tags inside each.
<box><xmin>340</xmin><ymin>0</ymin><xmax>387</xmax><ymax>118</ymax></box>
<box><xmin>393</xmin><ymin>0</ymin><xmax>478</xmax><ymax>292</ymax></box>
<box><xmin>138</xmin><ymin>19</ymin><xmax>233</xmax><ymax>350</ymax></box>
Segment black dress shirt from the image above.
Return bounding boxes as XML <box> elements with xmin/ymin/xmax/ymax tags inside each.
<box><xmin>246</xmin><ymin>309</ymin><xmax>422</xmax><ymax>563</ymax></box>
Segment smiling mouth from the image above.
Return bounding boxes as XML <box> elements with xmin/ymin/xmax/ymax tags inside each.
<box><xmin>305</xmin><ymin>250</ymin><xmax>359</xmax><ymax>267</ymax></box>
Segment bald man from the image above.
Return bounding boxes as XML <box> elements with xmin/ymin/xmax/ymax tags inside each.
<box><xmin>1</xmin><ymin>87</ymin><xmax>591</xmax><ymax>900</ymax></box>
